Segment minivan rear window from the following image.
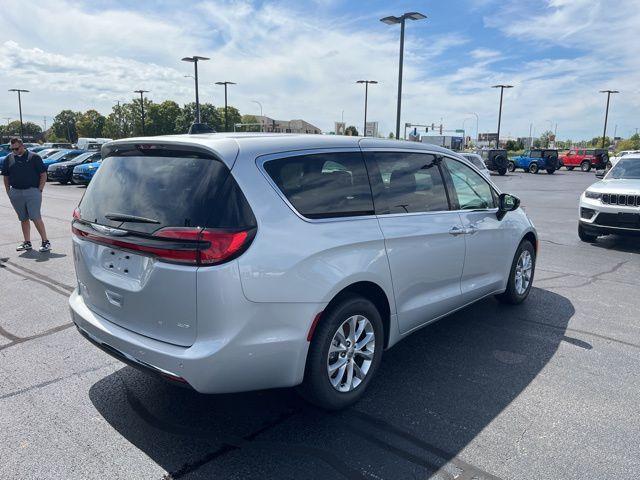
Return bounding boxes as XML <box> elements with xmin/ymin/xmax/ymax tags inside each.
<box><xmin>79</xmin><ymin>156</ymin><xmax>255</xmax><ymax>234</ymax></box>
<box><xmin>263</xmin><ymin>152</ymin><xmax>374</xmax><ymax>219</ymax></box>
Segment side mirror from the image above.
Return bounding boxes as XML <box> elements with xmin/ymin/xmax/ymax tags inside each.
<box><xmin>595</xmin><ymin>171</ymin><xmax>605</xmax><ymax>179</ymax></box>
<box><xmin>497</xmin><ymin>193</ymin><xmax>520</xmax><ymax>220</ymax></box>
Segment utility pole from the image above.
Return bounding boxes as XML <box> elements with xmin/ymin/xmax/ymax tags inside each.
<box><xmin>181</xmin><ymin>56</ymin><xmax>210</xmax><ymax>124</ymax></box>
<box><xmin>491</xmin><ymin>84</ymin><xmax>513</xmax><ymax>148</ymax></box>
<box><xmin>356</xmin><ymin>80</ymin><xmax>378</xmax><ymax>137</ymax></box>
<box><xmin>215</xmin><ymin>81</ymin><xmax>236</xmax><ymax>132</ymax></box>
<box><xmin>8</xmin><ymin>89</ymin><xmax>29</xmax><ymax>138</ymax></box>
<box><xmin>134</xmin><ymin>90</ymin><xmax>149</xmax><ymax>135</ymax></box>
<box><xmin>599</xmin><ymin>90</ymin><xmax>618</xmax><ymax>148</ymax></box>
<box><xmin>380</xmin><ymin>12</ymin><xmax>427</xmax><ymax>140</ymax></box>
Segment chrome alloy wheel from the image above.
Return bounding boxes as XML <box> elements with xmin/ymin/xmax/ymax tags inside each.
<box><xmin>326</xmin><ymin>315</ymin><xmax>375</xmax><ymax>392</ymax></box>
<box><xmin>514</xmin><ymin>250</ymin><xmax>533</xmax><ymax>295</ymax></box>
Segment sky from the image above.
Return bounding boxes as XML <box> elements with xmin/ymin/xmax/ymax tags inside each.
<box><xmin>0</xmin><ymin>0</ymin><xmax>638</xmax><ymax>140</ymax></box>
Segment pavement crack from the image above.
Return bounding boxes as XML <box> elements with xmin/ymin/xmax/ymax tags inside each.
<box><xmin>0</xmin><ymin>323</ymin><xmax>74</xmax><ymax>351</ymax></box>
<box><xmin>0</xmin><ymin>363</ymin><xmax>115</xmax><ymax>400</ymax></box>
<box><xmin>0</xmin><ymin>258</ymin><xmax>74</xmax><ymax>296</ymax></box>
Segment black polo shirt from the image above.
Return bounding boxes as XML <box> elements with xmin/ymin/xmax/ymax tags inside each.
<box><xmin>1</xmin><ymin>151</ymin><xmax>46</xmax><ymax>189</ymax></box>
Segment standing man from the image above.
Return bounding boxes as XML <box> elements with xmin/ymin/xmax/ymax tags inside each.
<box><xmin>2</xmin><ymin>137</ymin><xmax>51</xmax><ymax>252</ymax></box>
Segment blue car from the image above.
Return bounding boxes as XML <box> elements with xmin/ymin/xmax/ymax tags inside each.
<box><xmin>72</xmin><ymin>159</ymin><xmax>102</xmax><ymax>185</ymax></box>
<box><xmin>508</xmin><ymin>149</ymin><xmax>560</xmax><ymax>174</ymax></box>
<box><xmin>43</xmin><ymin>149</ymin><xmax>87</xmax><ymax>169</ymax></box>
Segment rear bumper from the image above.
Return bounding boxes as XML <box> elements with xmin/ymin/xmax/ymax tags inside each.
<box><xmin>48</xmin><ymin>169</ymin><xmax>72</xmax><ymax>182</ymax></box>
<box><xmin>72</xmin><ymin>173</ymin><xmax>92</xmax><ymax>184</ymax></box>
<box><xmin>69</xmin><ymin>288</ymin><xmax>322</xmax><ymax>394</ymax></box>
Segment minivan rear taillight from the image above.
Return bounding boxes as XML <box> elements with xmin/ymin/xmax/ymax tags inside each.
<box><xmin>154</xmin><ymin>228</ymin><xmax>251</xmax><ymax>265</ymax></box>
<box><xmin>72</xmin><ymin>223</ymin><xmax>254</xmax><ymax>266</ymax></box>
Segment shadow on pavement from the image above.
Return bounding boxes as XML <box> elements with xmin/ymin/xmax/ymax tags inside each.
<box><xmin>590</xmin><ymin>235</ymin><xmax>640</xmax><ymax>254</ymax></box>
<box><xmin>89</xmin><ymin>287</ymin><xmax>573</xmax><ymax>480</ymax></box>
<box><xmin>18</xmin><ymin>250</ymin><xmax>67</xmax><ymax>262</ymax></box>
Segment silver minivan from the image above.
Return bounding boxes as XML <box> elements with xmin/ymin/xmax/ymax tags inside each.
<box><xmin>70</xmin><ymin>134</ymin><xmax>537</xmax><ymax>409</ymax></box>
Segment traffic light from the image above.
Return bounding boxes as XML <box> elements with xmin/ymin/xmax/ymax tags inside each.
<box><xmin>431</xmin><ymin>123</ymin><xmax>435</xmax><ymax>130</ymax></box>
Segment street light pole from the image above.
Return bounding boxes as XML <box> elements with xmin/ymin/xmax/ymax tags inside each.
<box><xmin>491</xmin><ymin>84</ymin><xmax>513</xmax><ymax>148</ymax></box>
<box><xmin>356</xmin><ymin>80</ymin><xmax>378</xmax><ymax>137</ymax></box>
<box><xmin>181</xmin><ymin>56</ymin><xmax>210</xmax><ymax>124</ymax></box>
<box><xmin>215</xmin><ymin>81</ymin><xmax>236</xmax><ymax>132</ymax></box>
<box><xmin>599</xmin><ymin>90</ymin><xmax>619</xmax><ymax>149</ymax></box>
<box><xmin>381</xmin><ymin>12</ymin><xmax>427</xmax><ymax>140</ymax></box>
<box><xmin>251</xmin><ymin>100</ymin><xmax>263</xmax><ymax>132</ymax></box>
<box><xmin>134</xmin><ymin>90</ymin><xmax>149</xmax><ymax>135</ymax></box>
<box><xmin>8</xmin><ymin>89</ymin><xmax>29</xmax><ymax>138</ymax></box>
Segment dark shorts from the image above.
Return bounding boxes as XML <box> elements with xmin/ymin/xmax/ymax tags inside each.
<box><xmin>8</xmin><ymin>187</ymin><xmax>42</xmax><ymax>221</ymax></box>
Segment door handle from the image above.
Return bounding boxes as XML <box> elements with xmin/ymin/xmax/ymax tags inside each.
<box><xmin>449</xmin><ymin>226</ymin><xmax>465</xmax><ymax>236</ymax></box>
<box><xmin>465</xmin><ymin>225</ymin><xmax>478</xmax><ymax>235</ymax></box>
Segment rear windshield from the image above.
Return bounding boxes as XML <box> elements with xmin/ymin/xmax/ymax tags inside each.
<box><xmin>79</xmin><ymin>156</ymin><xmax>255</xmax><ymax>234</ymax></box>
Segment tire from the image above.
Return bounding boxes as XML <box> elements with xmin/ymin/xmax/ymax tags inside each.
<box><xmin>529</xmin><ymin>163</ymin><xmax>539</xmax><ymax>174</ymax></box>
<box><xmin>567</xmin><ymin>166</ymin><xmax>575</xmax><ymax>171</ymax></box>
<box><xmin>298</xmin><ymin>294</ymin><xmax>384</xmax><ymax>410</ymax></box>
<box><xmin>581</xmin><ymin>161</ymin><xmax>591</xmax><ymax>172</ymax></box>
<box><xmin>507</xmin><ymin>161</ymin><xmax>515</xmax><ymax>173</ymax></box>
<box><xmin>578</xmin><ymin>224</ymin><xmax>598</xmax><ymax>243</ymax></box>
<box><xmin>498</xmin><ymin>168</ymin><xmax>507</xmax><ymax>176</ymax></box>
<box><xmin>496</xmin><ymin>240</ymin><xmax>536</xmax><ymax>305</ymax></box>
<box><xmin>58</xmin><ymin>180</ymin><xmax>68</xmax><ymax>185</ymax></box>
<box><xmin>546</xmin><ymin>169</ymin><xmax>555</xmax><ymax>174</ymax></box>
<box><xmin>606</xmin><ymin>161</ymin><xmax>612</xmax><ymax>171</ymax></box>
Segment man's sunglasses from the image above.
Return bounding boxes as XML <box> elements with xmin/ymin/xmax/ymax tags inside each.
<box><xmin>10</xmin><ymin>147</ymin><xmax>21</xmax><ymax>151</ymax></box>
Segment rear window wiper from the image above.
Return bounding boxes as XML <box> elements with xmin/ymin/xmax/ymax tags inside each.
<box><xmin>104</xmin><ymin>213</ymin><xmax>160</xmax><ymax>224</ymax></box>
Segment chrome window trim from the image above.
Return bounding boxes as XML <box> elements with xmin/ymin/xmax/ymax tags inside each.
<box><xmin>256</xmin><ymin>148</ymin><xmax>502</xmax><ymax>223</ymax></box>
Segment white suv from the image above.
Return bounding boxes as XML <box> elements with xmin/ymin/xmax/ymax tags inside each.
<box><xmin>579</xmin><ymin>155</ymin><xmax>640</xmax><ymax>241</ymax></box>
<box><xmin>69</xmin><ymin>134</ymin><xmax>537</xmax><ymax>409</ymax></box>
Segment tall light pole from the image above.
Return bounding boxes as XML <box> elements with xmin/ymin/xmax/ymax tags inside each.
<box><xmin>356</xmin><ymin>80</ymin><xmax>377</xmax><ymax>137</ymax></box>
<box><xmin>491</xmin><ymin>84</ymin><xmax>513</xmax><ymax>148</ymax></box>
<box><xmin>215</xmin><ymin>81</ymin><xmax>236</xmax><ymax>132</ymax></box>
<box><xmin>599</xmin><ymin>90</ymin><xmax>618</xmax><ymax>149</ymax></box>
<box><xmin>380</xmin><ymin>12</ymin><xmax>427</xmax><ymax>140</ymax></box>
<box><xmin>134</xmin><ymin>90</ymin><xmax>149</xmax><ymax>135</ymax></box>
<box><xmin>181</xmin><ymin>56</ymin><xmax>210</xmax><ymax>123</ymax></box>
<box><xmin>466</xmin><ymin>112</ymin><xmax>479</xmax><ymax>145</ymax></box>
<box><xmin>8</xmin><ymin>89</ymin><xmax>29</xmax><ymax>138</ymax></box>
<box><xmin>252</xmin><ymin>100</ymin><xmax>263</xmax><ymax>132</ymax></box>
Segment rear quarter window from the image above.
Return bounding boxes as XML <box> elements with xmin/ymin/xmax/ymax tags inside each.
<box><xmin>263</xmin><ymin>152</ymin><xmax>374</xmax><ymax>219</ymax></box>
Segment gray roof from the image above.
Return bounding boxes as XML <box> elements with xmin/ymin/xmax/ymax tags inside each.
<box><xmin>105</xmin><ymin>132</ymin><xmax>460</xmax><ymax>167</ymax></box>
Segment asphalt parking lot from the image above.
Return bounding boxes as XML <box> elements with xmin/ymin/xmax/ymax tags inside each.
<box><xmin>1</xmin><ymin>170</ymin><xmax>639</xmax><ymax>480</ymax></box>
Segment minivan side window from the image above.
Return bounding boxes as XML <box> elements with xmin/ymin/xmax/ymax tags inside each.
<box><xmin>442</xmin><ymin>157</ymin><xmax>496</xmax><ymax>210</ymax></box>
<box><xmin>363</xmin><ymin>151</ymin><xmax>449</xmax><ymax>214</ymax></box>
<box><xmin>263</xmin><ymin>152</ymin><xmax>374</xmax><ymax>219</ymax></box>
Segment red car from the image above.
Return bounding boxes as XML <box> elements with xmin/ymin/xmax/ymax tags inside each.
<box><xmin>560</xmin><ymin>148</ymin><xmax>608</xmax><ymax>172</ymax></box>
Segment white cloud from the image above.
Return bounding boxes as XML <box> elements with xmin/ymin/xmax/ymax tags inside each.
<box><xmin>0</xmin><ymin>0</ymin><xmax>638</xmax><ymax>140</ymax></box>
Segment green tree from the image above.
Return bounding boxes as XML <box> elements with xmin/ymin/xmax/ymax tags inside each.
<box><xmin>217</xmin><ymin>105</ymin><xmax>242</xmax><ymax>132</ymax></box>
<box><xmin>589</xmin><ymin>136</ymin><xmax>611</xmax><ymax>148</ymax></box>
<box><xmin>52</xmin><ymin>110</ymin><xmax>80</xmax><ymax>142</ymax></box>
<box><xmin>615</xmin><ymin>133</ymin><xmax>640</xmax><ymax>152</ymax></box>
<box><xmin>176</xmin><ymin>103</ymin><xmax>222</xmax><ymax>133</ymax></box>
<box><xmin>345</xmin><ymin>125</ymin><xmax>359</xmax><ymax>136</ymax></box>
<box><xmin>76</xmin><ymin>109</ymin><xmax>106</xmax><ymax>138</ymax></box>
<box><xmin>388</xmin><ymin>132</ymin><xmax>395</xmax><ymax>139</ymax></box>
<box><xmin>2</xmin><ymin>120</ymin><xmax>42</xmax><ymax>140</ymax></box>
<box><xmin>539</xmin><ymin>130</ymin><xmax>554</xmax><ymax>148</ymax></box>
<box><xmin>147</xmin><ymin>100</ymin><xmax>181</xmax><ymax>136</ymax></box>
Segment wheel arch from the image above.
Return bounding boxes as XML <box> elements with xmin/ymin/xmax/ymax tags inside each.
<box><xmin>319</xmin><ymin>281</ymin><xmax>392</xmax><ymax>349</ymax></box>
